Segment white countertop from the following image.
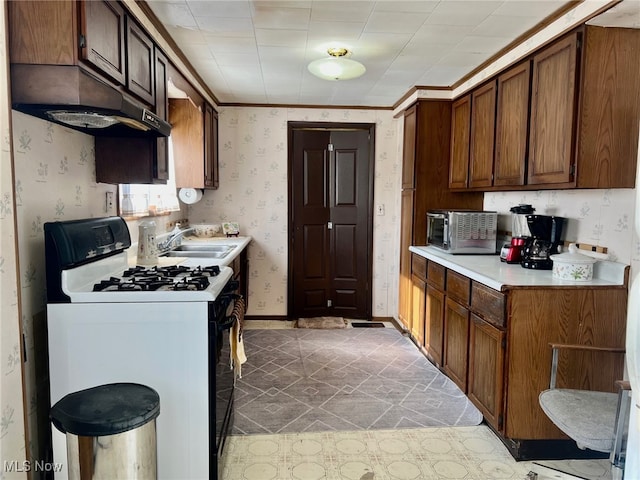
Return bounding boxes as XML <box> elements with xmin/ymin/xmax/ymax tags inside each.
<box><xmin>409</xmin><ymin>245</ymin><xmax>627</xmax><ymax>291</ymax></box>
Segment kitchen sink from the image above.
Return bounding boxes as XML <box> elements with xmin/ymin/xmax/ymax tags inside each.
<box><xmin>160</xmin><ymin>244</ymin><xmax>237</xmax><ymax>259</ymax></box>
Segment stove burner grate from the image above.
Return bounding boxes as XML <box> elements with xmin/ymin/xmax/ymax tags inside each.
<box><xmin>92</xmin><ymin>265</ymin><xmax>219</xmax><ymax>293</ymax></box>
<box><xmin>123</xmin><ymin>265</ymin><xmax>192</xmax><ymax>278</ymax></box>
<box><xmin>173</xmin><ymin>276</ymin><xmax>210</xmax><ymax>291</ymax></box>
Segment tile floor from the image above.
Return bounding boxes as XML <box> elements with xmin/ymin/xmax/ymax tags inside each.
<box><xmin>231</xmin><ymin>320</ymin><xmax>617</xmax><ymax>480</ymax></box>
<box><xmin>223</xmin><ymin>426</ymin><xmax>535</xmax><ymax>480</ymax></box>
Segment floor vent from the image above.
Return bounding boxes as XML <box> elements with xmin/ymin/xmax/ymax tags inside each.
<box><xmin>351</xmin><ymin>322</ymin><xmax>385</xmax><ymax>328</ymax></box>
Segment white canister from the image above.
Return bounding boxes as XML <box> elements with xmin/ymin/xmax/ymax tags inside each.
<box><xmin>137</xmin><ymin>220</ymin><xmax>158</xmax><ymax>265</ymax></box>
<box><xmin>550</xmin><ymin>244</ymin><xmax>598</xmax><ymax>281</ymax></box>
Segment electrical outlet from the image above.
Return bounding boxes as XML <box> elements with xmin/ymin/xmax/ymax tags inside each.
<box><xmin>105</xmin><ymin>192</ymin><xmax>114</xmax><ymax>212</ymax></box>
<box><xmin>376</xmin><ymin>204</ymin><xmax>385</xmax><ymax>216</ymax></box>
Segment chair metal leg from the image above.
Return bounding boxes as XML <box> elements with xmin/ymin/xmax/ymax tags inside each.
<box><xmin>611</xmin><ymin>388</ymin><xmax>632</xmax><ymax>470</ymax></box>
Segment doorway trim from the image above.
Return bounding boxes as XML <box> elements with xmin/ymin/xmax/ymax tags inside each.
<box><xmin>287</xmin><ymin>121</ymin><xmax>375</xmax><ymax>319</ymax></box>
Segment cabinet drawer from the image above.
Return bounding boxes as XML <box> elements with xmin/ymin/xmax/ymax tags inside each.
<box><xmin>471</xmin><ymin>282</ymin><xmax>506</xmax><ymax>328</ymax></box>
<box><xmin>411</xmin><ymin>254</ymin><xmax>427</xmax><ymax>281</ymax></box>
<box><xmin>447</xmin><ymin>270</ymin><xmax>470</xmax><ymax>305</ymax></box>
<box><xmin>427</xmin><ymin>262</ymin><xmax>445</xmax><ymax>290</ymax></box>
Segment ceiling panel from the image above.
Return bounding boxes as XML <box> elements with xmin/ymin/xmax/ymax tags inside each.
<box><xmin>145</xmin><ymin>0</ymin><xmax>638</xmax><ymax>107</ymax></box>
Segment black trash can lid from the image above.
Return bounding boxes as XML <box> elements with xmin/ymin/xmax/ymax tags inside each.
<box><xmin>50</xmin><ymin>383</ymin><xmax>160</xmax><ymax>436</ymax></box>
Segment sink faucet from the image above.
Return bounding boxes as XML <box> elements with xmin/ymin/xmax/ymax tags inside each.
<box><xmin>158</xmin><ymin>223</ymin><xmax>193</xmax><ymax>251</ymax></box>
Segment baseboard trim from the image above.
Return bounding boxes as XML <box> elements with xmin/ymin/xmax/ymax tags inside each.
<box><xmin>245</xmin><ymin>315</ymin><xmax>397</xmax><ymax>323</ymax></box>
<box><xmin>245</xmin><ymin>315</ymin><xmax>290</xmax><ymax>321</ymax></box>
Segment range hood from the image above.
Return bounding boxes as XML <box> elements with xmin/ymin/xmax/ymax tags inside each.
<box><xmin>11</xmin><ymin>64</ymin><xmax>171</xmax><ymax>138</ymax></box>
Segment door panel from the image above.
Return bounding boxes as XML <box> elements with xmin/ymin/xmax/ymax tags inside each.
<box><xmin>330</xmin><ymin>131</ymin><xmax>371</xmax><ymax>318</ymax></box>
<box><xmin>334</xmin><ymin>225</ymin><xmax>356</xmax><ymax>278</ymax></box>
<box><xmin>292</xmin><ymin>130</ymin><xmax>331</xmax><ymax>318</ymax></box>
<box><xmin>305</xmin><ymin>151</ymin><xmax>328</xmax><ymax>207</ymax></box>
<box><xmin>291</xmin><ymin>126</ymin><xmax>372</xmax><ymax>319</ymax></box>
<box><xmin>335</xmin><ymin>151</ymin><xmax>356</xmax><ymax>205</ymax></box>
<box><xmin>303</xmin><ymin>224</ymin><xmax>327</xmax><ymax>278</ymax></box>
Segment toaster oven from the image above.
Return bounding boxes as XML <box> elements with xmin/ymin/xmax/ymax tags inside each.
<box><xmin>427</xmin><ymin>210</ymin><xmax>498</xmax><ymax>254</ymax></box>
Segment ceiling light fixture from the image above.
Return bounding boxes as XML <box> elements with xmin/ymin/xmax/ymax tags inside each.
<box><xmin>307</xmin><ymin>47</ymin><xmax>366</xmax><ymax>81</ymax></box>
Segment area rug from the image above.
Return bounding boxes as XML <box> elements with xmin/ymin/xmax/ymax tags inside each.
<box><xmin>231</xmin><ymin>328</ymin><xmax>482</xmax><ymax>435</ymax></box>
<box><xmin>296</xmin><ymin>316</ymin><xmax>346</xmax><ymax>329</ymax></box>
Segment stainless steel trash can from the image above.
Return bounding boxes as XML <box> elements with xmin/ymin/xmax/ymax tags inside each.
<box><xmin>50</xmin><ymin>383</ymin><xmax>160</xmax><ymax>480</ymax></box>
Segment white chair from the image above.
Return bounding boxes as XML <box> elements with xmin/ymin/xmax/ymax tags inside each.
<box><xmin>538</xmin><ymin>343</ymin><xmax>631</xmax><ymax>474</ymax></box>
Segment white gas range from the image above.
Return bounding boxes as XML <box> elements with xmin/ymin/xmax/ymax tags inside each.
<box><xmin>45</xmin><ymin>217</ymin><xmax>238</xmax><ymax>479</ymax></box>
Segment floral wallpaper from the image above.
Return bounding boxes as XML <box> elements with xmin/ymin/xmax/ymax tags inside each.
<box><xmin>9</xmin><ymin>111</ymin><xmax>187</xmax><ymax>466</ymax></box>
<box><xmin>485</xmin><ymin>188</ymin><xmax>638</xmax><ymax>265</ymax></box>
<box><xmin>0</xmin><ymin>3</ymin><xmax>27</xmax><ymax>475</ymax></box>
<box><xmin>10</xmin><ymin>111</ymin><xmax>117</xmax><ymax>466</ymax></box>
<box><xmin>188</xmin><ymin>107</ymin><xmax>402</xmax><ymax>318</ymax></box>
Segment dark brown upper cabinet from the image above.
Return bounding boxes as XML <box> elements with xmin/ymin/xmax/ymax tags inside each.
<box><xmin>80</xmin><ymin>0</ymin><xmax>127</xmax><ymax>85</ymax></box>
<box><xmin>401</xmin><ymin>104</ymin><xmax>417</xmax><ymax>189</ymax></box>
<box><xmin>9</xmin><ymin>0</ymin><xmax>158</xmax><ymax>109</ymax></box>
<box><xmin>469</xmin><ymin>81</ymin><xmax>497</xmax><ymax>189</ymax></box>
<box><xmin>494</xmin><ymin>61</ymin><xmax>531</xmax><ymax>187</ymax></box>
<box><xmin>204</xmin><ymin>104</ymin><xmax>219</xmax><ymax>189</ymax></box>
<box><xmin>449</xmin><ymin>95</ymin><xmax>471</xmax><ymax>189</ymax></box>
<box><xmin>170</xmin><ymin>98</ymin><xmax>220</xmax><ymax>190</ymax></box>
<box><xmin>126</xmin><ymin>15</ymin><xmax>155</xmax><ymax>106</ymax></box>
<box><xmin>576</xmin><ymin>26</ymin><xmax>640</xmax><ymax>188</ymax></box>
<box><xmin>528</xmin><ymin>32</ymin><xmax>579</xmax><ymax>186</ymax></box>
<box><xmin>154</xmin><ymin>48</ymin><xmax>170</xmax><ymax>182</ymax></box>
<box><xmin>449</xmin><ymin>25</ymin><xmax>640</xmax><ymax>192</ymax></box>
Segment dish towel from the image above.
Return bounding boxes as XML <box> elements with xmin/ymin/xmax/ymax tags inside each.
<box><xmin>229</xmin><ymin>296</ymin><xmax>247</xmax><ymax>383</ymax></box>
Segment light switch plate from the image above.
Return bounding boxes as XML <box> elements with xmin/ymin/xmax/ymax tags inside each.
<box><xmin>105</xmin><ymin>191</ymin><xmax>114</xmax><ymax>212</ymax></box>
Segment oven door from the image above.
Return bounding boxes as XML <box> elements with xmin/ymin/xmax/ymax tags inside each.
<box><xmin>427</xmin><ymin>212</ymin><xmax>449</xmax><ymax>249</ymax></box>
<box><xmin>209</xmin><ymin>295</ymin><xmax>236</xmax><ymax>479</ymax></box>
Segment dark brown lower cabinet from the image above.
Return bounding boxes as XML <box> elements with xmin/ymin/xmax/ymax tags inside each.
<box><xmin>410</xmin><ymin>274</ymin><xmax>426</xmax><ymax>347</ymax></box>
<box><xmin>425</xmin><ymin>285</ymin><xmax>445</xmax><ymax>367</ymax></box>
<box><xmin>443</xmin><ymin>297</ymin><xmax>470</xmax><ymax>392</ymax></box>
<box><xmin>468</xmin><ymin>313</ymin><xmax>505</xmax><ymax>432</ymax></box>
<box><xmin>412</xmin><ymin>253</ymin><xmax>627</xmax><ymax>460</ymax></box>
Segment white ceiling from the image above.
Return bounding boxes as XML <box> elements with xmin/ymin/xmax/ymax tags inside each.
<box><xmin>146</xmin><ymin>0</ymin><xmax>640</xmax><ymax>107</ymax></box>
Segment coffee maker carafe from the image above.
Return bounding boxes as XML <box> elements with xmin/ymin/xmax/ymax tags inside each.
<box><xmin>521</xmin><ymin>215</ymin><xmax>565</xmax><ymax>269</ymax></box>
<box><xmin>500</xmin><ymin>204</ymin><xmax>535</xmax><ymax>263</ymax></box>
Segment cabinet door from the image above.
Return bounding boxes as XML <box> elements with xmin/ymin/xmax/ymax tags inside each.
<box><xmin>577</xmin><ymin>26</ymin><xmax>640</xmax><ymax>189</ymax></box>
<box><xmin>126</xmin><ymin>16</ymin><xmax>155</xmax><ymax>105</ymax></box>
<box><xmin>469</xmin><ymin>81</ymin><xmax>496</xmax><ymax>188</ymax></box>
<box><xmin>398</xmin><ymin>189</ymin><xmax>415</xmax><ymax>329</ymax></box>
<box><xmin>449</xmin><ymin>95</ymin><xmax>471</xmax><ymax>189</ymax></box>
<box><xmin>528</xmin><ymin>32</ymin><xmax>579</xmax><ymax>186</ymax></box>
<box><xmin>443</xmin><ymin>297</ymin><xmax>470</xmax><ymax>392</ymax></box>
<box><xmin>425</xmin><ymin>285</ymin><xmax>445</xmax><ymax>367</ymax></box>
<box><xmin>468</xmin><ymin>314</ymin><xmax>505</xmax><ymax>432</ymax></box>
<box><xmin>154</xmin><ymin>48</ymin><xmax>169</xmax><ymax>182</ymax></box>
<box><xmin>411</xmin><ymin>275</ymin><xmax>426</xmax><ymax>346</ymax></box>
<box><xmin>494</xmin><ymin>61</ymin><xmax>531</xmax><ymax>187</ymax></box>
<box><xmin>204</xmin><ymin>104</ymin><xmax>219</xmax><ymax>189</ymax></box>
<box><xmin>402</xmin><ymin>105</ymin><xmax>417</xmax><ymax>189</ymax></box>
<box><xmin>96</xmin><ymin>136</ymin><xmax>155</xmax><ymax>184</ymax></box>
<box><xmin>8</xmin><ymin>1</ymin><xmax>77</xmax><ymax>65</ymax></box>
<box><xmin>80</xmin><ymin>0</ymin><xmax>126</xmax><ymax>85</ymax></box>
<box><xmin>171</xmin><ymin>98</ymin><xmax>205</xmax><ymax>188</ymax></box>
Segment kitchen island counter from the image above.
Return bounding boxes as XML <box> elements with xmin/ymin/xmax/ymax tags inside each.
<box><xmin>409</xmin><ymin>245</ymin><xmax>627</xmax><ymax>291</ymax></box>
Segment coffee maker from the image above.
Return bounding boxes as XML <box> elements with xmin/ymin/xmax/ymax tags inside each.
<box><xmin>521</xmin><ymin>214</ymin><xmax>565</xmax><ymax>269</ymax></box>
<box><xmin>500</xmin><ymin>204</ymin><xmax>535</xmax><ymax>263</ymax></box>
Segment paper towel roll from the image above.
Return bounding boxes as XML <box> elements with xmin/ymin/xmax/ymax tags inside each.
<box><xmin>178</xmin><ymin>188</ymin><xmax>203</xmax><ymax>204</ymax></box>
